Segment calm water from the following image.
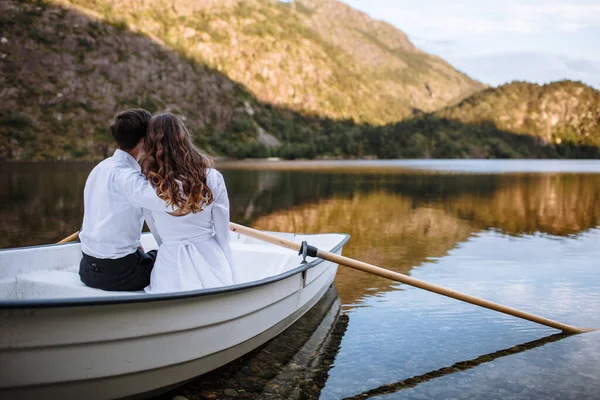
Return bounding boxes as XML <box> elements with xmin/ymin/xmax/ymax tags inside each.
<box><xmin>2</xmin><ymin>160</ymin><xmax>600</xmax><ymax>399</ymax></box>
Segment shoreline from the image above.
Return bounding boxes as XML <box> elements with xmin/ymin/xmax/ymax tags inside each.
<box><xmin>4</xmin><ymin>158</ymin><xmax>600</xmax><ymax>175</ymax></box>
<box><xmin>214</xmin><ymin>158</ymin><xmax>600</xmax><ymax>175</ymax></box>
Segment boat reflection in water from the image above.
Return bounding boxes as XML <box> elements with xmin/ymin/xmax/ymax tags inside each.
<box><xmin>156</xmin><ymin>284</ymin><xmax>574</xmax><ymax>400</ymax></box>
<box><xmin>157</xmin><ymin>286</ymin><xmax>348</xmax><ymax>400</ymax></box>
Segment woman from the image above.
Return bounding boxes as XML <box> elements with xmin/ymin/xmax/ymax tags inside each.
<box><xmin>140</xmin><ymin>113</ymin><xmax>238</xmax><ymax>293</ymax></box>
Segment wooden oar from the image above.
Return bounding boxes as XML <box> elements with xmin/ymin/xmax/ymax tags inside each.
<box><xmin>58</xmin><ymin>224</ymin><xmax>594</xmax><ymax>334</ymax></box>
<box><xmin>229</xmin><ymin>223</ymin><xmax>594</xmax><ymax>334</ymax></box>
<box><xmin>57</xmin><ymin>231</ymin><xmax>80</xmax><ymax>244</ymax></box>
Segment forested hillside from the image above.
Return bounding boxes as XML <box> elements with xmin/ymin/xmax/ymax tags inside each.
<box><xmin>437</xmin><ymin>81</ymin><xmax>600</xmax><ymax>156</ymax></box>
<box><xmin>1</xmin><ymin>0</ymin><xmax>599</xmax><ymax>160</ymax></box>
<box><xmin>356</xmin><ymin>80</ymin><xmax>600</xmax><ymax>159</ymax></box>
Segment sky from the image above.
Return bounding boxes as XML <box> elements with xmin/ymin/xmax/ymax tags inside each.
<box><xmin>342</xmin><ymin>0</ymin><xmax>600</xmax><ymax>89</ymax></box>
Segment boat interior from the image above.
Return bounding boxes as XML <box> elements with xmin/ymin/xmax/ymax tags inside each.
<box><xmin>0</xmin><ymin>232</ymin><xmax>345</xmax><ymax>302</ymax></box>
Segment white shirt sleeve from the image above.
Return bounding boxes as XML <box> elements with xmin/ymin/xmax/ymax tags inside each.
<box><xmin>211</xmin><ymin>171</ymin><xmax>236</xmax><ymax>273</ymax></box>
<box><xmin>116</xmin><ymin>168</ymin><xmax>168</xmax><ymax>212</ymax></box>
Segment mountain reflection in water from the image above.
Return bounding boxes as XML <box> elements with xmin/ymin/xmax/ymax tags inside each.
<box><xmin>247</xmin><ymin>171</ymin><xmax>600</xmax><ymax>306</ymax></box>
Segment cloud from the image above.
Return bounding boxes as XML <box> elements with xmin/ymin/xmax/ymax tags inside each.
<box><xmin>342</xmin><ymin>0</ymin><xmax>600</xmax><ymax>83</ymax></box>
<box><xmin>557</xmin><ymin>22</ymin><xmax>588</xmax><ymax>32</ymax></box>
<box><xmin>510</xmin><ymin>1</ymin><xmax>600</xmax><ymax>32</ymax></box>
<box><xmin>447</xmin><ymin>52</ymin><xmax>600</xmax><ymax>89</ymax></box>
<box><xmin>343</xmin><ymin>0</ymin><xmax>600</xmax><ymax>38</ymax></box>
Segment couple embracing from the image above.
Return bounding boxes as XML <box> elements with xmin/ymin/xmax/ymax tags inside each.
<box><xmin>79</xmin><ymin>109</ymin><xmax>239</xmax><ymax>293</ymax></box>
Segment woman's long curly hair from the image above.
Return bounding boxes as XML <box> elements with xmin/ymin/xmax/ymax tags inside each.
<box><xmin>141</xmin><ymin>113</ymin><xmax>214</xmax><ymax>215</ymax></box>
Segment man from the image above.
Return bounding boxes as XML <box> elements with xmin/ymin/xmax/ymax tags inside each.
<box><xmin>79</xmin><ymin>108</ymin><xmax>165</xmax><ymax>291</ymax></box>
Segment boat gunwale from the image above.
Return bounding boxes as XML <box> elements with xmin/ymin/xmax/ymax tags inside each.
<box><xmin>0</xmin><ymin>233</ymin><xmax>350</xmax><ymax>309</ymax></box>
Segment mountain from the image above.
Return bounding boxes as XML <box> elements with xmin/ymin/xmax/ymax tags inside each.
<box><xmin>1</xmin><ymin>0</ymin><xmax>249</xmax><ymax>159</ymax></box>
<box><xmin>436</xmin><ymin>80</ymin><xmax>600</xmax><ymax>154</ymax></box>
<box><xmin>58</xmin><ymin>0</ymin><xmax>484</xmax><ymax>123</ymax></box>
<box><xmin>0</xmin><ymin>0</ymin><xmax>483</xmax><ymax>160</ymax></box>
<box><xmin>1</xmin><ymin>0</ymin><xmax>599</xmax><ymax>161</ymax></box>
<box><xmin>354</xmin><ymin>80</ymin><xmax>600</xmax><ymax>159</ymax></box>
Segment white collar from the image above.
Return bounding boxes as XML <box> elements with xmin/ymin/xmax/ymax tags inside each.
<box><xmin>113</xmin><ymin>149</ymin><xmax>141</xmax><ymax>172</ymax></box>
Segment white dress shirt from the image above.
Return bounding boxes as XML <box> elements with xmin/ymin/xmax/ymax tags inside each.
<box><xmin>79</xmin><ymin>149</ymin><xmax>166</xmax><ymax>259</ymax></box>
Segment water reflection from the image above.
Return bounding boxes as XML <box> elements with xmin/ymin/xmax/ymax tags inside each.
<box><xmin>370</xmin><ymin>332</ymin><xmax>600</xmax><ymax>400</ymax></box>
<box><xmin>156</xmin><ymin>285</ymin><xmax>348</xmax><ymax>400</ymax></box>
<box><xmin>343</xmin><ymin>332</ymin><xmax>570</xmax><ymax>399</ymax></box>
<box><xmin>3</xmin><ymin>161</ymin><xmax>600</xmax><ymax>399</ymax></box>
<box><xmin>0</xmin><ymin>162</ymin><xmax>93</xmax><ymax>247</ymax></box>
<box><xmin>319</xmin><ymin>230</ymin><xmax>600</xmax><ymax>399</ymax></box>
<box><xmin>4</xmin><ymin>162</ymin><xmax>600</xmax><ymax>250</ymax></box>
<box><xmin>252</xmin><ymin>191</ymin><xmax>475</xmax><ymax>306</ymax></box>
<box><xmin>250</xmin><ymin>173</ymin><xmax>600</xmax><ymax>305</ymax></box>
<box><xmin>442</xmin><ymin>174</ymin><xmax>600</xmax><ymax>236</ymax></box>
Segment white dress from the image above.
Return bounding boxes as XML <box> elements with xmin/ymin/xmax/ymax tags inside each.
<box><xmin>142</xmin><ymin>169</ymin><xmax>239</xmax><ymax>293</ymax></box>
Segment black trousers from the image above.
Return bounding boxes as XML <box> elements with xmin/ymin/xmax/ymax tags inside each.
<box><xmin>79</xmin><ymin>248</ymin><xmax>157</xmax><ymax>291</ymax></box>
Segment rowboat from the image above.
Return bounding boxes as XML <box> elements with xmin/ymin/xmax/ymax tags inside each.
<box><xmin>182</xmin><ymin>284</ymin><xmax>348</xmax><ymax>399</ymax></box>
<box><xmin>0</xmin><ymin>230</ymin><xmax>349</xmax><ymax>399</ymax></box>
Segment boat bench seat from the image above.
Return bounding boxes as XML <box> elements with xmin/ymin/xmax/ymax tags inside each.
<box><xmin>231</xmin><ymin>243</ymin><xmax>304</xmax><ymax>283</ymax></box>
<box><xmin>16</xmin><ymin>270</ymin><xmax>144</xmax><ymax>300</ymax></box>
<box><xmin>8</xmin><ymin>243</ymin><xmax>308</xmax><ymax>300</ymax></box>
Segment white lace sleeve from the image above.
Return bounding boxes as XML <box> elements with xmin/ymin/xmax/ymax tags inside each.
<box><xmin>211</xmin><ymin>171</ymin><xmax>236</xmax><ymax>274</ymax></box>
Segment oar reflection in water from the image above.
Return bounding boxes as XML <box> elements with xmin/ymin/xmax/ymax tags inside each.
<box><xmin>342</xmin><ymin>332</ymin><xmax>570</xmax><ymax>400</ymax></box>
<box><xmin>155</xmin><ymin>285</ymin><xmax>349</xmax><ymax>399</ymax></box>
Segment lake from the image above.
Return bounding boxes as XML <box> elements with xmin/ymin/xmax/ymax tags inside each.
<box><xmin>2</xmin><ymin>159</ymin><xmax>600</xmax><ymax>399</ymax></box>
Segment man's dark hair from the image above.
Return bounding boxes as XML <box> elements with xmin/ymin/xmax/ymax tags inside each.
<box><xmin>109</xmin><ymin>108</ymin><xmax>153</xmax><ymax>151</ymax></box>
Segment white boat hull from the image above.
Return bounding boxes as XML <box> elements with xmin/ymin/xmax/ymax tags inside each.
<box><xmin>0</xmin><ymin>231</ymin><xmax>348</xmax><ymax>399</ymax></box>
